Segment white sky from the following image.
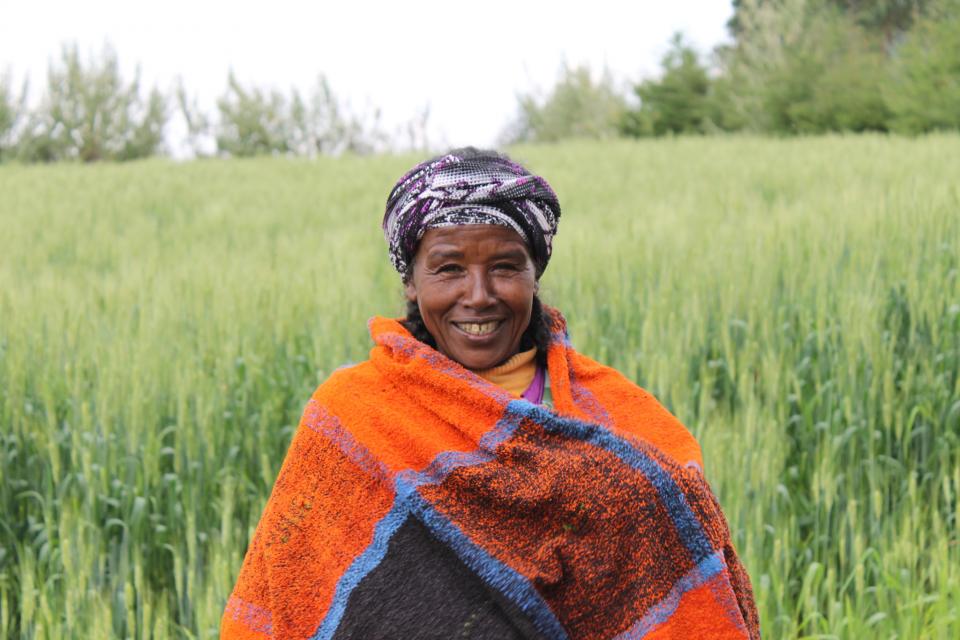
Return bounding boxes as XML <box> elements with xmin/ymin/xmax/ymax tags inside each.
<box><xmin>0</xmin><ymin>1</ymin><xmax>734</xmax><ymax>151</ymax></box>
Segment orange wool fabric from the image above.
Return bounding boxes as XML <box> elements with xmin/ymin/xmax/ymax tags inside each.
<box><xmin>221</xmin><ymin>307</ymin><xmax>759</xmax><ymax>639</ymax></box>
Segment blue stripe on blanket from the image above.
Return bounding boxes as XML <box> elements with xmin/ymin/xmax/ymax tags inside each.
<box><xmin>311</xmin><ymin>408</ymin><xmax>566</xmax><ymax>640</ymax></box>
<box><xmin>406</xmin><ymin>488</ymin><xmax>570</xmax><ymax>640</ymax></box>
<box><xmin>310</xmin><ymin>499</ymin><xmax>411</xmax><ymax>640</ymax></box>
<box><xmin>506</xmin><ymin>399</ymin><xmax>716</xmax><ymax>563</ymax></box>
<box><xmin>613</xmin><ymin>552</ymin><xmax>726</xmax><ymax>639</ymax></box>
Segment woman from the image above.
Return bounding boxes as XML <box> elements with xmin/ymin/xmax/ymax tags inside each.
<box><xmin>222</xmin><ymin>149</ymin><xmax>760</xmax><ymax>639</ymax></box>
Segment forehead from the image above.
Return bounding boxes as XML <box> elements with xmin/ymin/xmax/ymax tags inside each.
<box><xmin>417</xmin><ymin>225</ymin><xmax>530</xmax><ymax>255</ymax></box>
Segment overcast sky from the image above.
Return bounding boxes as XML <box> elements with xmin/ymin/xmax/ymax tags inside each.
<box><xmin>0</xmin><ymin>1</ymin><xmax>734</xmax><ymax>150</ymax></box>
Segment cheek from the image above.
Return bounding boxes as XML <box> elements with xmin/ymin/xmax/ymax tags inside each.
<box><xmin>415</xmin><ymin>283</ymin><xmax>455</xmax><ymax>325</ymax></box>
<box><xmin>503</xmin><ymin>284</ymin><xmax>536</xmax><ymax>327</ymax></box>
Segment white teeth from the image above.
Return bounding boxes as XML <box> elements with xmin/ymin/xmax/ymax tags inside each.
<box><xmin>456</xmin><ymin>321</ymin><xmax>500</xmax><ymax>336</ymax></box>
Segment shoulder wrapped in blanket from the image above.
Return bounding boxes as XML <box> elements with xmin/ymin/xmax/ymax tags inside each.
<box><xmin>221</xmin><ymin>307</ymin><xmax>760</xmax><ymax>639</ymax></box>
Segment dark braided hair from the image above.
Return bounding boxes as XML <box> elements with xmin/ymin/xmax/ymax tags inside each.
<box><xmin>401</xmin><ymin>294</ymin><xmax>553</xmax><ymax>368</ymax></box>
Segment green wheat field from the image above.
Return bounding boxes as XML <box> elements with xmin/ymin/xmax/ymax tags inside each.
<box><xmin>1</xmin><ymin>136</ymin><xmax>958</xmax><ymax>639</ymax></box>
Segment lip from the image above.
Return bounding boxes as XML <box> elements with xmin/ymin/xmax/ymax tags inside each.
<box><xmin>450</xmin><ymin>319</ymin><xmax>505</xmax><ymax>341</ymax></box>
<box><xmin>451</xmin><ymin>318</ymin><xmax>505</xmax><ymax>324</ymax></box>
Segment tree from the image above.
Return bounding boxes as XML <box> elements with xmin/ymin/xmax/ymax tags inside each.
<box><xmin>763</xmin><ymin>10</ymin><xmax>891</xmax><ymax>132</ymax></box>
<box><xmin>718</xmin><ymin>0</ymin><xmax>892</xmax><ymax>133</ymax></box>
<box><xmin>717</xmin><ymin>0</ymin><xmax>816</xmax><ymax>131</ymax></box>
<box><xmin>175</xmin><ymin>78</ymin><xmax>213</xmax><ymax>158</ymax></box>
<box><xmin>287</xmin><ymin>76</ymin><xmax>389</xmax><ymax>156</ymax></box>
<box><xmin>885</xmin><ymin>0</ymin><xmax>960</xmax><ymax>132</ymax></box>
<box><xmin>215</xmin><ymin>71</ymin><xmax>292</xmax><ymax>157</ymax></box>
<box><xmin>502</xmin><ymin>64</ymin><xmax>626</xmax><ymax>143</ymax></box>
<box><xmin>18</xmin><ymin>43</ymin><xmax>166</xmax><ymax>162</ymax></box>
<box><xmin>622</xmin><ymin>33</ymin><xmax>712</xmax><ymax>136</ymax></box>
<box><xmin>830</xmin><ymin>0</ymin><xmax>931</xmax><ymax>44</ymax></box>
<box><xmin>728</xmin><ymin>0</ymin><xmax>771</xmax><ymax>36</ymax></box>
<box><xmin>214</xmin><ymin>73</ymin><xmax>389</xmax><ymax>157</ymax></box>
<box><xmin>0</xmin><ymin>70</ymin><xmax>28</xmax><ymax>162</ymax></box>
<box><xmin>400</xmin><ymin>104</ymin><xmax>431</xmax><ymax>153</ymax></box>
<box><xmin>729</xmin><ymin>0</ymin><xmax>931</xmax><ymax>44</ymax></box>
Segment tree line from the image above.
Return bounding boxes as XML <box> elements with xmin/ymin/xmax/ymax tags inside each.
<box><xmin>1</xmin><ymin>0</ymin><xmax>958</xmax><ymax>162</ymax></box>
<box><xmin>0</xmin><ymin>44</ymin><xmax>429</xmax><ymax>163</ymax></box>
<box><xmin>508</xmin><ymin>0</ymin><xmax>960</xmax><ymax>142</ymax></box>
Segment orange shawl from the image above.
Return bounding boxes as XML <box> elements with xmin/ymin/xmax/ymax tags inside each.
<box><xmin>222</xmin><ymin>307</ymin><xmax>759</xmax><ymax>639</ymax></box>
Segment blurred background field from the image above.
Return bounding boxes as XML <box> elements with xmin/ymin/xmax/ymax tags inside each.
<box><xmin>1</xmin><ymin>135</ymin><xmax>958</xmax><ymax>638</ymax></box>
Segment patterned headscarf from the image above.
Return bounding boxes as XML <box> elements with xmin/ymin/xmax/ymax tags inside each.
<box><xmin>382</xmin><ymin>149</ymin><xmax>561</xmax><ymax>278</ymax></box>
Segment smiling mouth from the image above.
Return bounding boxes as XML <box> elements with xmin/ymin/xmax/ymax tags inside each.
<box><xmin>453</xmin><ymin>320</ymin><xmax>503</xmax><ymax>337</ymax></box>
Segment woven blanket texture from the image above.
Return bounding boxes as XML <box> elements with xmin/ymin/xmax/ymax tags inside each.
<box><xmin>221</xmin><ymin>307</ymin><xmax>760</xmax><ymax>639</ymax></box>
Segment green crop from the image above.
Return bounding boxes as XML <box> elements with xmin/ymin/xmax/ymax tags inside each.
<box><xmin>1</xmin><ymin>136</ymin><xmax>957</xmax><ymax>638</ymax></box>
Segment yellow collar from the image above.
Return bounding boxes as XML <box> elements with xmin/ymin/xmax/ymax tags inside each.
<box><xmin>472</xmin><ymin>347</ymin><xmax>537</xmax><ymax>397</ymax></box>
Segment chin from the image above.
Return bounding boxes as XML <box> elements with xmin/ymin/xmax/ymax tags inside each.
<box><xmin>458</xmin><ymin>354</ymin><xmax>499</xmax><ymax>370</ymax></box>
<box><xmin>450</xmin><ymin>346</ymin><xmax>508</xmax><ymax>370</ymax></box>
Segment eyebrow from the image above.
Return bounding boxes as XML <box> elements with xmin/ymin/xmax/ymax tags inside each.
<box><xmin>489</xmin><ymin>249</ymin><xmax>529</xmax><ymax>261</ymax></box>
<box><xmin>424</xmin><ymin>247</ymin><xmax>529</xmax><ymax>262</ymax></box>
<box><xmin>425</xmin><ymin>248</ymin><xmax>465</xmax><ymax>261</ymax></box>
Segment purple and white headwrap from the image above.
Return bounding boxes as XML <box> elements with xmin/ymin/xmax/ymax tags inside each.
<box><xmin>382</xmin><ymin>150</ymin><xmax>561</xmax><ymax>278</ymax></box>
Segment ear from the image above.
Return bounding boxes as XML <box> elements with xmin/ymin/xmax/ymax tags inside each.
<box><xmin>534</xmin><ymin>279</ymin><xmax>540</xmax><ymax>294</ymax></box>
<box><xmin>404</xmin><ymin>280</ymin><xmax>417</xmax><ymax>302</ymax></box>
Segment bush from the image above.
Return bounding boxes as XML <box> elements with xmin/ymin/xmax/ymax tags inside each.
<box><xmin>213</xmin><ymin>73</ymin><xmax>388</xmax><ymax>157</ymax></box>
<box><xmin>18</xmin><ymin>44</ymin><xmax>166</xmax><ymax>162</ymax></box>
<box><xmin>287</xmin><ymin>76</ymin><xmax>389</xmax><ymax>156</ymax></box>
<box><xmin>622</xmin><ymin>33</ymin><xmax>712</xmax><ymax>137</ymax></box>
<box><xmin>776</xmin><ymin>13</ymin><xmax>890</xmax><ymax>133</ymax></box>
<box><xmin>885</xmin><ymin>0</ymin><xmax>960</xmax><ymax>133</ymax></box>
<box><xmin>720</xmin><ymin>1</ymin><xmax>891</xmax><ymax>133</ymax></box>
<box><xmin>503</xmin><ymin>64</ymin><xmax>626</xmax><ymax>143</ymax></box>
<box><xmin>0</xmin><ymin>71</ymin><xmax>28</xmax><ymax>162</ymax></box>
<box><xmin>214</xmin><ymin>72</ymin><xmax>292</xmax><ymax>157</ymax></box>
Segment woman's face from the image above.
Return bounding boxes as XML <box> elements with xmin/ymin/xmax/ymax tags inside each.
<box><xmin>405</xmin><ymin>224</ymin><xmax>537</xmax><ymax>370</ymax></box>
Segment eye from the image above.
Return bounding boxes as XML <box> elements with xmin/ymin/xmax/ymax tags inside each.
<box><xmin>493</xmin><ymin>262</ymin><xmax>520</xmax><ymax>272</ymax></box>
<box><xmin>436</xmin><ymin>264</ymin><xmax>463</xmax><ymax>274</ymax></box>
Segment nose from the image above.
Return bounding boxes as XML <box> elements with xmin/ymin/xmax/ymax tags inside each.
<box><xmin>462</xmin><ymin>268</ymin><xmax>496</xmax><ymax>309</ymax></box>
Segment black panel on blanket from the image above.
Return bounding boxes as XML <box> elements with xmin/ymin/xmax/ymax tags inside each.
<box><xmin>332</xmin><ymin>516</ymin><xmax>546</xmax><ymax>640</ymax></box>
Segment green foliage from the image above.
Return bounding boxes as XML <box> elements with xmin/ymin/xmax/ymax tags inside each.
<box><xmin>720</xmin><ymin>1</ymin><xmax>892</xmax><ymax>133</ymax></box>
<box><xmin>886</xmin><ymin>0</ymin><xmax>960</xmax><ymax>132</ymax></box>
<box><xmin>1</xmin><ymin>138</ymin><xmax>958</xmax><ymax>637</ymax></box>
<box><xmin>0</xmin><ymin>71</ymin><xmax>28</xmax><ymax>162</ymax></box>
<box><xmin>503</xmin><ymin>64</ymin><xmax>626</xmax><ymax>143</ymax></box>
<box><xmin>17</xmin><ymin>44</ymin><xmax>166</xmax><ymax>162</ymax></box>
<box><xmin>704</xmin><ymin>60</ymin><xmax>752</xmax><ymax>132</ymax></box>
<box><xmin>175</xmin><ymin>78</ymin><xmax>213</xmax><ymax>158</ymax></box>
<box><xmin>718</xmin><ymin>0</ymin><xmax>960</xmax><ymax>135</ymax></box>
<box><xmin>2</xmin><ymin>41</ymin><xmax>429</xmax><ymax>162</ymax></box>
<box><xmin>286</xmin><ymin>76</ymin><xmax>389</xmax><ymax>156</ymax></box>
<box><xmin>213</xmin><ymin>73</ymin><xmax>388</xmax><ymax>157</ymax></box>
<box><xmin>214</xmin><ymin>72</ymin><xmax>292</xmax><ymax>157</ymax></box>
<box><xmin>792</xmin><ymin>29</ymin><xmax>891</xmax><ymax>132</ymax></box>
<box><xmin>775</xmin><ymin>13</ymin><xmax>890</xmax><ymax>132</ymax></box>
<box><xmin>621</xmin><ymin>34</ymin><xmax>711</xmax><ymax>137</ymax></box>
<box><xmin>730</xmin><ymin>0</ymin><xmax>931</xmax><ymax>40</ymax></box>
<box><xmin>831</xmin><ymin>0</ymin><xmax>931</xmax><ymax>39</ymax></box>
